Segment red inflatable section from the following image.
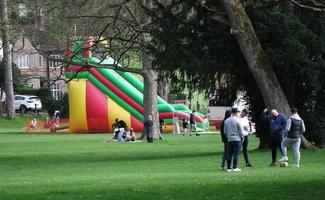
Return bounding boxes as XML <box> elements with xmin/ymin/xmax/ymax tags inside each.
<box><xmin>89</xmin><ymin>68</ymin><xmax>144</xmax><ymax>114</ymax></box>
<box><xmin>86</xmin><ymin>81</ymin><xmax>109</xmax><ymax>132</ymax></box>
<box><xmin>159</xmin><ymin>112</ymin><xmax>189</xmax><ymax>119</ymax></box>
<box><xmin>131</xmin><ymin>115</ymin><xmax>143</xmax><ymax>132</ymax></box>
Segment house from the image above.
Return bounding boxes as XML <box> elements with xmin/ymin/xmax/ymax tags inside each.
<box><xmin>12</xmin><ymin>37</ymin><xmax>67</xmax><ymax>100</ymax></box>
<box><xmin>10</xmin><ymin>1</ymin><xmax>66</xmax><ymax>100</ymax></box>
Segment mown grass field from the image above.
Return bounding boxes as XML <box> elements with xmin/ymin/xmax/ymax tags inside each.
<box><xmin>0</xmin><ymin>116</ymin><xmax>324</xmax><ymax>200</ymax></box>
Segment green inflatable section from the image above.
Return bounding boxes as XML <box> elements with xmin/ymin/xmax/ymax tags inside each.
<box><xmin>97</xmin><ymin>68</ymin><xmax>144</xmax><ymax>106</ymax></box>
<box><xmin>116</xmin><ymin>70</ymin><xmax>167</xmax><ymax>105</ymax></box>
<box><xmin>172</xmin><ymin>104</ymin><xmax>190</xmax><ymax>111</ymax></box>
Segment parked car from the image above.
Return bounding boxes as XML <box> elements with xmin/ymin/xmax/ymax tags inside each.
<box><xmin>14</xmin><ymin>95</ymin><xmax>42</xmax><ymax>112</ymax></box>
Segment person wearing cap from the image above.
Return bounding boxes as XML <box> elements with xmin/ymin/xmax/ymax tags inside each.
<box><xmin>262</xmin><ymin>108</ymin><xmax>287</xmax><ymax>166</ymax></box>
<box><xmin>280</xmin><ymin>107</ymin><xmax>305</xmax><ymax>167</ymax></box>
<box><xmin>224</xmin><ymin>107</ymin><xmax>244</xmax><ymax>172</ymax></box>
<box><xmin>239</xmin><ymin>109</ymin><xmax>253</xmax><ymax>167</ymax></box>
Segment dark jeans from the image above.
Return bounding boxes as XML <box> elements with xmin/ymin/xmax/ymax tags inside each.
<box><xmin>270</xmin><ymin>134</ymin><xmax>283</xmax><ymax>163</ymax></box>
<box><xmin>227</xmin><ymin>141</ymin><xmax>242</xmax><ymax>169</ymax></box>
<box><xmin>242</xmin><ymin>136</ymin><xmax>249</xmax><ymax>164</ymax></box>
<box><xmin>221</xmin><ymin>142</ymin><xmax>229</xmax><ymax>168</ymax></box>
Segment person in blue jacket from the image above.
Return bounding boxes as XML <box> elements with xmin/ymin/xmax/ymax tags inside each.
<box><xmin>262</xmin><ymin>108</ymin><xmax>287</xmax><ymax>166</ymax></box>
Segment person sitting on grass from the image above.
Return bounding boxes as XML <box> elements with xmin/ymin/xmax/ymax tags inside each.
<box><xmin>29</xmin><ymin>118</ymin><xmax>38</xmax><ymax>132</ymax></box>
<box><xmin>112</xmin><ymin>118</ymin><xmax>119</xmax><ymax>130</ymax></box>
<box><xmin>44</xmin><ymin>117</ymin><xmax>51</xmax><ymax>129</ymax></box>
<box><xmin>50</xmin><ymin>117</ymin><xmax>57</xmax><ymax>133</ymax></box>
<box><xmin>106</xmin><ymin>119</ymin><xmax>128</xmax><ymax>142</ymax></box>
<box><xmin>125</xmin><ymin>128</ymin><xmax>136</xmax><ymax>142</ymax></box>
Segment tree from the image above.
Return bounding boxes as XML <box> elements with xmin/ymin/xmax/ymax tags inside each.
<box><xmin>221</xmin><ymin>0</ymin><xmax>290</xmax><ymax>113</ymax></box>
<box><xmin>24</xmin><ymin>0</ymin><xmax>163</xmax><ymax>138</ymax></box>
<box><xmin>1</xmin><ymin>0</ymin><xmax>15</xmax><ymax>119</ymax></box>
<box><xmin>140</xmin><ymin>0</ymin><xmax>323</xmax><ymax>147</ymax></box>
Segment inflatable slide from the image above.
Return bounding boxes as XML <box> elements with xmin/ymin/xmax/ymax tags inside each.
<box><xmin>64</xmin><ymin>37</ymin><xmax>208</xmax><ymax>133</ymax></box>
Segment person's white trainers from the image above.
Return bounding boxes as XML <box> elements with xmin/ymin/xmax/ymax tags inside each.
<box><xmin>293</xmin><ymin>164</ymin><xmax>300</xmax><ymax>168</ymax></box>
<box><xmin>226</xmin><ymin>169</ymin><xmax>232</xmax><ymax>172</ymax></box>
<box><xmin>232</xmin><ymin>168</ymin><xmax>242</xmax><ymax>172</ymax></box>
<box><xmin>279</xmin><ymin>156</ymin><xmax>288</xmax><ymax>162</ymax></box>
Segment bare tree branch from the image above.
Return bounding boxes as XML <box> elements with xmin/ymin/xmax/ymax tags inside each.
<box><xmin>291</xmin><ymin>0</ymin><xmax>325</xmax><ymax>11</ymax></box>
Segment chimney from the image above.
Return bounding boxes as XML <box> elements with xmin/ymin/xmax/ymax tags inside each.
<box><xmin>35</xmin><ymin>7</ymin><xmax>45</xmax><ymax>31</ymax></box>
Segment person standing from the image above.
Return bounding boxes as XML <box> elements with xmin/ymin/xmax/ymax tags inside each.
<box><xmin>280</xmin><ymin>107</ymin><xmax>305</xmax><ymax>167</ymax></box>
<box><xmin>203</xmin><ymin>116</ymin><xmax>209</xmax><ymax>132</ymax></box>
<box><xmin>189</xmin><ymin>111</ymin><xmax>199</xmax><ymax>136</ymax></box>
<box><xmin>182</xmin><ymin>118</ymin><xmax>189</xmax><ymax>136</ymax></box>
<box><xmin>144</xmin><ymin>114</ymin><xmax>154</xmax><ymax>143</ymax></box>
<box><xmin>262</xmin><ymin>108</ymin><xmax>287</xmax><ymax>166</ymax></box>
<box><xmin>240</xmin><ymin>109</ymin><xmax>253</xmax><ymax>167</ymax></box>
<box><xmin>220</xmin><ymin>110</ymin><xmax>231</xmax><ymax>170</ymax></box>
<box><xmin>224</xmin><ymin>108</ymin><xmax>244</xmax><ymax>172</ymax></box>
<box><xmin>159</xmin><ymin>118</ymin><xmax>167</xmax><ymax>135</ymax></box>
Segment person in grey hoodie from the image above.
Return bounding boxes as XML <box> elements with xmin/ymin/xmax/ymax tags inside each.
<box><xmin>280</xmin><ymin>107</ymin><xmax>305</xmax><ymax>167</ymax></box>
<box><xmin>224</xmin><ymin>107</ymin><xmax>244</xmax><ymax>172</ymax></box>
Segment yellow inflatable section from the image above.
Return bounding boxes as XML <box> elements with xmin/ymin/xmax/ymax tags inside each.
<box><xmin>68</xmin><ymin>79</ymin><xmax>88</xmax><ymax>133</ymax></box>
<box><xmin>107</xmin><ymin>98</ymin><xmax>131</xmax><ymax>130</ymax></box>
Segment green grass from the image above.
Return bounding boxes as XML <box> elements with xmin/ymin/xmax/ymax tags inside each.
<box><xmin>0</xmin><ymin>133</ymin><xmax>324</xmax><ymax>200</ymax></box>
<box><xmin>0</xmin><ymin>113</ymin><xmax>48</xmax><ymax>133</ymax></box>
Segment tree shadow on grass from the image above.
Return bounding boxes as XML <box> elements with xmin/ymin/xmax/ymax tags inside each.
<box><xmin>0</xmin><ymin>150</ymin><xmax>219</xmax><ymax>168</ymax></box>
<box><xmin>2</xmin><ymin>178</ymin><xmax>324</xmax><ymax>200</ymax></box>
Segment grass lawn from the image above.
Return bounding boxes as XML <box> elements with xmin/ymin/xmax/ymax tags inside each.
<box><xmin>0</xmin><ymin>113</ymin><xmax>48</xmax><ymax>133</ymax></box>
<box><xmin>0</xmin><ymin>132</ymin><xmax>324</xmax><ymax>200</ymax></box>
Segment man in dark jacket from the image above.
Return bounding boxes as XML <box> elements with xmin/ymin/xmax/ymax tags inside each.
<box><xmin>280</xmin><ymin>107</ymin><xmax>305</xmax><ymax>167</ymax></box>
<box><xmin>189</xmin><ymin>110</ymin><xmax>199</xmax><ymax>136</ymax></box>
<box><xmin>144</xmin><ymin>114</ymin><xmax>154</xmax><ymax>143</ymax></box>
<box><xmin>262</xmin><ymin>108</ymin><xmax>287</xmax><ymax>166</ymax></box>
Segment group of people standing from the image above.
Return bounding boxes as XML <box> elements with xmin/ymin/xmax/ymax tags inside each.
<box><xmin>220</xmin><ymin>108</ymin><xmax>252</xmax><ymax>172</ymax></box>
<box><xmin>182</xmin><ymin>110</ymin><xmax>200</xmax><ymax>136</ymax></box>
<box><xmin>221</xmin><ymin>106</ymin><xmax>305</xmax><ymax>172</ymax></box>
<box><xmin>262</xmin><ymin>107</ymin><xmax>305</xmax><ymax>167</ymax></box>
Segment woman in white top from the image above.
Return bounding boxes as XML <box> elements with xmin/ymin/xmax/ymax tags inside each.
<box><xmin>240</xmin><ymin>109</ymin><xmax>253</xmax><ymax>167</ymax></box>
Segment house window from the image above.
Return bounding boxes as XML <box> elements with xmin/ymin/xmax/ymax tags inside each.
<box><xmin>38</xmin><ymin>55</ymin><xmax>43</xmax><ymax>68</ymax></box>
<box><xmin>50</xmin><ymin>82</ymin><xmax>61</xmax><ymax>100</ymax></box>
<box><xmin>18</xmin><ymin>55</ymin><xmax>30</xmax><ymax>68</ymax></box>
<box><xmin>48</xmin><ymin>55</ymin><xmax>62</xmax><ymax>68</ymax></box>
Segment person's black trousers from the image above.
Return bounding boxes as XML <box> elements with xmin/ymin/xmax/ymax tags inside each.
<box><xmin>221</xmin><ymin>142</ymin><xmax>229</xmax><ymax>168</ymax></box>
<box><xmin>242</xmin><ymin>136</ymin><xmax>249</xmax><ymax>164</ymax></box>
<box><xmin>270</xmin><ymin>134</ymin><xmax>283</xmax><ymax>163</ymax></box>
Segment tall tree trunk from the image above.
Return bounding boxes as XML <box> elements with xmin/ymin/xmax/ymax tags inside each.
<box><xmin>221</xmin><ymin>0</ymin><xmax>314</xmax><ymax>148</ymax></box>
<box><xmin>139</xmin><ymin>0</ymin><xmax>160</xmax><ymax>140</ymax></box>
<box><xmin>141</xmin><ymin>51</ymin><xmax>160</xmax><ymax>139</ymax></box>
<box><xmin>157</xmin><ymin>77</ymin><xmax>169</xmax><ymax>101</ymax></box>
<box><xmin>0</xmin><ymin>86</ymin><xmax>4</xmax><ymax>117</ymax></box>
<box><xmin>1</xmin><ymin>0</ymin><xmax>15</xmax><ymax>119</ymax></box>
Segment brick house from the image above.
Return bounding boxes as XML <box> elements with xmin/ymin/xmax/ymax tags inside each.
<box><xmin>12</xmin><ymin>36</ymin><xmax>67</xmax><ymax>100</ymax></box>
<box><xmin>11</xmin><ymin>1</ymin><xmax>66</xmax><ymax>100</ymax></box>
